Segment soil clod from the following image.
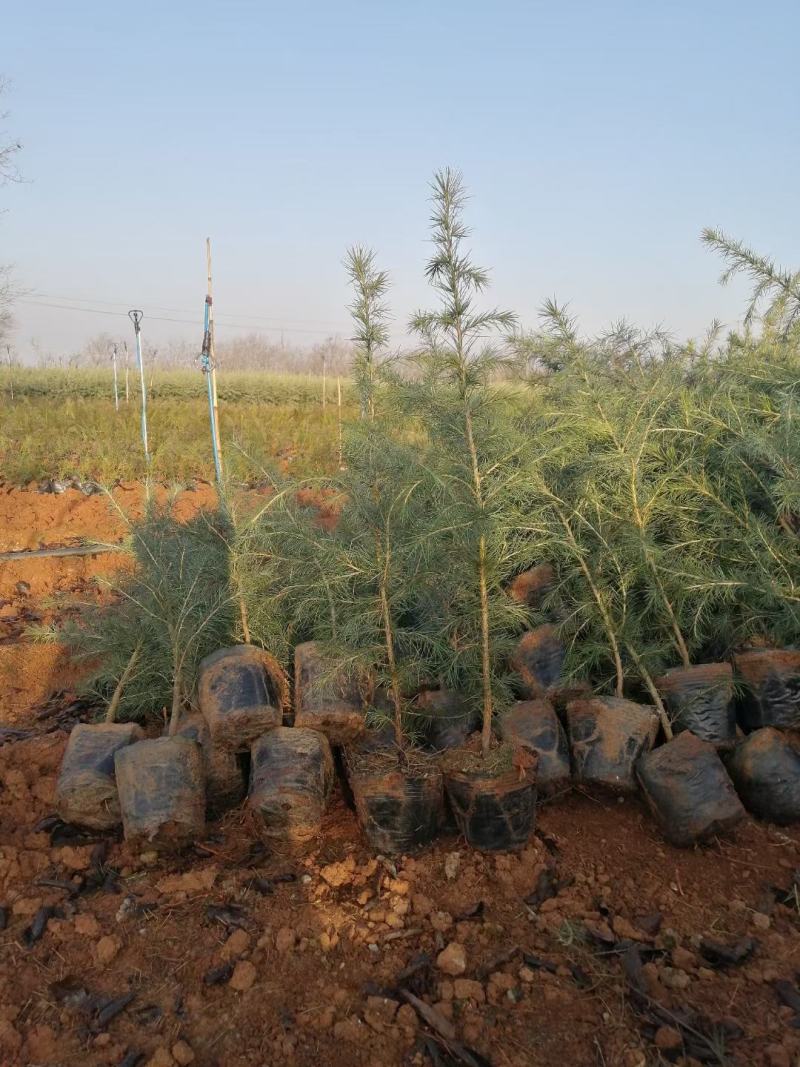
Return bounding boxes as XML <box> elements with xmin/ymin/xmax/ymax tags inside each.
<box><xmin>497</xmin><ymin>698</ymin><xmax>571</xmax><ymax>792</ymax></box>
<box><xmin>656</xmin><ymin>662</ymin><xmax>737</xmax><ymax>748</ymax></box>
<box><xmin>510</xmin><ymin>625</ymin><xmax>565</xmax><ymax>698</ymax></box>
<box><xmin>417</xmin><ymin>690</ymin><xmax>480</xmax><ymax>753</ymax></box>
<box><xmin>347</xmin><ymin>745</ymin><xmax>445</xmax><ymax>854</ymax></box>
<box><xmin>735</xmin><ymin>649</ymin><xmax>800</xmax><ymax>732</ymax></box>
<box><xmin>444</xmin><ymin>761</ymin><xmax>536</xmax><ymax>852</ymax></box>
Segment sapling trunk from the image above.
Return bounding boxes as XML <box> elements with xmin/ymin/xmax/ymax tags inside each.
<box><xmin>168</xmin><ymin>666</ymin><xmax>183</xmax><ymax>736</ymax></box>
<box><xmin>166</xmin><ymin>619</ymin><xmax>184</xmax><ymax>736</ymax></box>
<box><xmin>230</xmin><ymin>551</ymin><xmax>251</xmax><ymax>644</ymax></box>
<box><xmin>239</xmin><ymin>595</ymin><xmax>251</xmax><ymax>644</ymax></box>
<box><xmin>477</xmin><ymin>535</ymin><xmax>493</xmax><ymax>758</ymax></box>
<box><xmin>374</xmin><ymin>524</ymin><xmax>405</xmax><ymax>753</ymax></box>
<box><xmin>379</xmin><ymin>581</ymin><xmax>405</xmax><ymax>753</ymax></box>
<box><xmin>105</xmin><ymin>638</ymin><xmax>143</xmax><ymax>722</ymax></box>
<box><xmin>590</xmin><ymin>385</ymin><xmax>693</xmax><ymax>671</ymax></box>
<box><xmin>548</xmin><ymin>495</ymin><xmax>626</xmax><ymax>697</ymax></box>
<box><xmin>624</xmin><ymin>640</ymin><xmax>674</xmax><ymax>739</ymax></box>
<box><xmin>648</xmin><ymin>562</ymin><xmax>691</xmax><ymax>669</ymax></box>
<box><xmin>409</xmin><ymin>169</ymin><xmax>517</xmax><ymax>764</ymax></box>
<box><xmin>463</xmin><ymin>386</ymin><xmax>493</xmax><ymax>757</ymax></box>
<box><xmin>626</xmin><ymin>438</ymin><xmax>691</xmax><ymax>669</ymax></box>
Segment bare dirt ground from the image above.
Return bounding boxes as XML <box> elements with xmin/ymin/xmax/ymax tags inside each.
<box><xmin>1</xmin><ymin>486</ymin><xmax>799</xmax><ymax>1067</ymax></box>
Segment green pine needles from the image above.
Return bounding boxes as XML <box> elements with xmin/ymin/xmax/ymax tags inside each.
<box><xmin>346</xmin><ymin>245</ymin><xmax>391</xmax><ymax>421</ymax></box>
<box><xmin>404</xmin><ymin>168</ymin><xmax>531</xmax><ymax>758</ymax></box>
<box><xmin>52</xmin><ymin>494</ymin><xmax>237</xmax><ymax>730</ymax></box>
<box><xmin>701</xmin><ymin>227</ymin><xmax>800</xmax><ymax>334</ymax></box>
<box><xmin>38</xmin><ymin>182</ymin><xmax>800</xmax><ymax>758</ymax></box>
<box><xmin>310</xmin><ymin>426</ymin><xmax>445</xmax><ymax>752</ymax></box>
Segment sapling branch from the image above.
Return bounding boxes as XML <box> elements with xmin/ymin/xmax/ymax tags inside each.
<box><xmin>546</xmin><ymin>492</ymin><xmax>626</xmax><ymax>697</ymax></box>
<box><xmin>105</xmin><ymin>638</ymin><xmax>143</xmax><ymax>723</ymax></box>
<box><xmin>410</xmin><ymin>169</ymin><xmax>518</xmax><ymax>762</ymax></box>
<box><xmin>379</xmin><ymin>575</ymin><xmax>405</xmax><ymax>754</ymax></box>
<box><xmin>623</xmin><ymin>640</ymin><xmax>673</xmax><ymax>739</ymax></box>
<box><xmin>346</xmin><ymin>245</ymin><xmax>390</xmax><ymax>422</ymax></box>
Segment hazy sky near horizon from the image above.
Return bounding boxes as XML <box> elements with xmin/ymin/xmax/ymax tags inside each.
<box><xmin>2</xmin><ymin>0</ymin><xmax>799</xmax><ymax>360</ymax></box>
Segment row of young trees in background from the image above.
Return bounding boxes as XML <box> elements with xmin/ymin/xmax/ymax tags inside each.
<box><xmin>18</xmin><ymin>332</ymin><xmax>356</xmax><ymax>376</ymax></box>
<box><xmin>52</xmin><ymin>170</ymin><xmax>800</xmax><ymax>784</ymax></box>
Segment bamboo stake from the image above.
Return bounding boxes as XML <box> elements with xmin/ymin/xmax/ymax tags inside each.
<box><xmin>6</xmin><ymin>344</ymin><xmax>13</xmax><ymax>401</ymax></box>
<box><xmin>111</xmin><ymin>343</ymin><xmax>119</xmax><ymax>411</ymax></box>
<box><xmin>124</xmin><ymin>341</ymin><xmax>130</xmax><ymax>403</ymax></box>
<box><xmin>206</xmin><ymin>238</ymin><xmax>224</xmax><ymax>477</ymax></box>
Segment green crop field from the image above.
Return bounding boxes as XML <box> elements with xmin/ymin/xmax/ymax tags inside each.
<box><xmin>0</xmin><ymin>367</ymin><xmax>352</xmax><ymax>484</ymax></box>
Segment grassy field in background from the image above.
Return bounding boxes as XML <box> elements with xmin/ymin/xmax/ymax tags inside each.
<box><xmin>0</xmin><ymin>368</ymin><xmax>350</xmax><ymax>483</ymax></box>
<box><xmin>0</xmin><ymin>366</ymin><xmax>346</xmax><ymax>404</ymax></box>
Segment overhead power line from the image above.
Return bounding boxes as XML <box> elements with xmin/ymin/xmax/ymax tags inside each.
<box><xmin>17</xmin><ymin>298</ymin><xmax>350</xmax><ymax>337</ymax></box>
<box><xmin>31</xmin><ymin>291</ymin><xmax>349</xmax><ymax>330</ymax></box>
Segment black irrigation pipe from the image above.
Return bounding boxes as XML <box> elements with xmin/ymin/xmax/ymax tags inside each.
<box><xmin>0</xmin><ymin>543</ymin><xmax>126</xmax><ymax>561</ymax></box>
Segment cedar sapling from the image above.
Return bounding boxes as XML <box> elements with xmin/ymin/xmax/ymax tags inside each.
<box><xmin>406</xmin><ymin>169</ymin><xmax>533</xmax><ymax>765</ymax></box>
<box><xmin>701</xmin><ymin>228</ymin><xmax>800</xmax><ymax>335</ymax></box>
<box><xmin>282</xmin><ymin>246</ymin><xmax>444</xmax><ymax>759</ymax></box>
<box><xmin>234</xmin><ymin>255</ymin><xmax>449</xmax><ymax>849</ymax></box>
<box><xmin>47</xmin><ymin>495</ymin><xmax>238</xmax><ymax>730</ymax></box>
<box><xmin>233</xmin><ymin>477</ymin><xmax>341</xmax><ymax>666</ymax></box>
<box><xmin>346</xmin><ymin>245</ymin><xmax>390</xmax><ymax>421</ymax></box>
<box><xmin>317</xmin><ymin>429</ymin><xmax>449</xmax><ymax>851</ymax></box>
<box><xmin>313</xmin><ymin>427</ymin><xmax>445</xmax><ymax>757</ymax></box>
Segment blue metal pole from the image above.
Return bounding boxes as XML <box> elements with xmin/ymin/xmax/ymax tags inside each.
<box><xmin>202</xmin><ymin>297</ymin><xmax>223</xmax><ymax>484</ymax></box>
<box><xmin>128</xmin><ymin>310</ymin><xmax>150</xmax><ymax>464</ymax></box>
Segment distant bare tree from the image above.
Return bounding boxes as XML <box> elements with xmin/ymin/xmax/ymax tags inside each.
<box><xmin>48</xmin><ymin>330</ymin><xmax>360</xmax><ymax>374</ymax></box>
<box><xmin>0</xmin><ymin>77</ymin><xmax>22</xmax><ymax>346</ymax></box>
<box><xmin>80</xmin><ymin>332</ymin><xmax>118</xmax><ymax>366</ymax></box>
<box><xmin>214</xmin><ymin>332</ymin><xmax>355</xmax><ymax>374</ymax></box>
<box><xmin>0</xmin><ymin>270</ymin><xmax>12</xmax><ymax>347</ymax></box>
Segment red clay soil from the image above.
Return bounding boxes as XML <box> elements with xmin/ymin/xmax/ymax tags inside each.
<box><xmin>1</xmin><ymin>490</ymin><xmax>799</xmax><ymax>1067</ymax></box>
<box><xmin>0</xmin><ymin>482</ymin><xmax>221</xmax><ymax>648</ymax></box>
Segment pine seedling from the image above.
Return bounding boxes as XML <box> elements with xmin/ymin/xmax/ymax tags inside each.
<box><xmin>346</xmin><ymin>246</ymin><xmax>390</xmax><ymax>421</ymax></box>
<box><xmin>520</xmin><ymin>318</ymin><xmax>725</xmax><ymax>732</ymax></box>
<box><xmin>311</xmin><ymin>422</ymin><xmax>446</xmax><ymax>754</ymax></box>
<box><xmin>669</xmin><ymin>335</ymin><xmax>800</xmax><ymax>648</ymax></box>
<box><xmin>403</xmin><ymin>168</ymin><xmax>533</xmax><ymax>759</ymax></box>
<box><xmin>232</xmin><ymin>478</ymin><xmax>341</xmax><ymax>664</ymax></box>
<box><xmin>56</xmin><ymin>497</ymin><xmax>237</xmax><ymax>729</ymax></box>
<box><xmin>511</xmin><ymin>297</ymin><xmax>582</xmax><ymax>376</ymax></box>
<box><xmin>701</xmin><ymin>227</ymin><xmax>800</xmax><ymax>335</ymax></box>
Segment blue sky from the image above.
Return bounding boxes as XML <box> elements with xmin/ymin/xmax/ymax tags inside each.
<box><xmin>2</xmin><ymin>0</ymin><xmax>799</xmax><ymax>357</ymax></box>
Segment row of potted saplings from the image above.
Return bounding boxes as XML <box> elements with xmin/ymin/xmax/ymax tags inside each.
<box><xmin>333</xmin><ymin>634</ymin><xmax>800</xmax><ymax>852</ymax></box>
<box><xmin>55</xmin><ymin>625</ymin><xmax>800</xmax><ymax>856</ymax></box>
